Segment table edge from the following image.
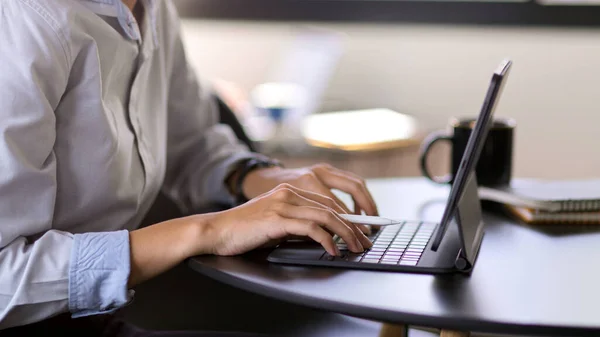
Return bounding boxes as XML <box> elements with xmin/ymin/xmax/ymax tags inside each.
<box><xmin>187</xmin><ymin>257</ymin><xmax>599</xmax><ymax>336</ymax></box>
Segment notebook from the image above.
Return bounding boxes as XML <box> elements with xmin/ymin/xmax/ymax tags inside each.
<box><xmin>479</xmin><ymin>179</ymin><xmax>600</xmax><ymax>213</ymax></box>
<box><xmin>505</xmin><ymin>206</ymin><xmax>600</xmax><ymax>225</ymax></box>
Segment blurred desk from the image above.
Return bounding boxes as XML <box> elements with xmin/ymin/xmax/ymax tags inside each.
<box><xmin>254</xmin><ymin>109</ymin><xmax>449</xmax><ymax>178</ymax></box>
<box><xmin>260</xmin><ymin>139</ymin><xmax>448</xmax><ymax>179</ymax></box>
<box><xmin>264</xmin><ymin>143</ymin><xmax>423</xmax><ymax>178</ymax></box>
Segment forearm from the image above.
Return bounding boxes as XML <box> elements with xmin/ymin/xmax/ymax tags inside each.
<box><xmin>128</xmin><ymin>214</ymin><xmax>214</xmax><ymax>287</ymax></box>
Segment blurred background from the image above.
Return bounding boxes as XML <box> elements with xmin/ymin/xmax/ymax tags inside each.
<box><xmin>173</xmin><ymin>0</ymin><xmax>600</xmax><ymax>181</ymax></box>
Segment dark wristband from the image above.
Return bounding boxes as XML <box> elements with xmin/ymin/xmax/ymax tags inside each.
<box><xmin>233</xmin><ymin>157</ymin><xmax>283</xmax><ymax>205</ymax></box>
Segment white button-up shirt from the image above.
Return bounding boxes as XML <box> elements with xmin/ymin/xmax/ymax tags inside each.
<box><xmin>0</xmin><ymin>0</ymin><xmax>255</xmax><ymax>329</ymax></box>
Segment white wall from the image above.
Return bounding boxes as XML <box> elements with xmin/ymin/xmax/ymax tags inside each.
<box><xmin>180</xmin><ymin>20</ymin><xmax>600</xmax><ymax>179</ymax></box>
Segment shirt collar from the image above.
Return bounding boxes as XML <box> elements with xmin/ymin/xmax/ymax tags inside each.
<box><xmin>78</xmin><ymin>0</ymin><xmax>158</xmax><ymax>46</ymax></box>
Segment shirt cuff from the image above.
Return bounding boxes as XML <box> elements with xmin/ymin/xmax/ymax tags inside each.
<box><xmin>68</xmin><ymin>230</ymin><xmax>133</xmax><ymax>318</ymax></box>
<box><xmin>209</xmin><ymin>152</ymin><xmax>263</xmax><ymax>206</ymax></box>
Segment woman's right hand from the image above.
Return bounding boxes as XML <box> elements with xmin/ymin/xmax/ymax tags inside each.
<box><xmin>200</xmin><ymin>183</ymin><xmax>373</xmax><ymax>257</ymax></box>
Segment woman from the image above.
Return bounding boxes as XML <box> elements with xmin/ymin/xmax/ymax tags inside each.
<box><xmin>0</xmin><ymin>0</ymin><xmax>377</xmax><ymax>336</ymax></box>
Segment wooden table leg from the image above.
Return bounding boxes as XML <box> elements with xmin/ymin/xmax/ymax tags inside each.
<box><xmin>379</xmin><ymin>323</ymin><xmax>408</xmax><ymax>337</ymax></box>
<box><xmin>440</xmin><ymin>330</ymin><xmax>470</xmax><ymax>337</ymax></box>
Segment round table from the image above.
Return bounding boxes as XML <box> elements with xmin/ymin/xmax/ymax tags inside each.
<box><xmin>189</xmin><ymin>178</ymin><xmax>600</xmax><ymax>336</ymax></box>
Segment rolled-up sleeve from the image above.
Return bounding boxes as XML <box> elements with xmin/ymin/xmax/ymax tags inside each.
<box><xmin>0</xmin><ymin>2</ymin><xmax>131</xmax><ymax>329</ymax></box>
<box><xmin>161</xmin><ymin>2</ymin><xmax>259</xmax><ymax>211</ymax></box>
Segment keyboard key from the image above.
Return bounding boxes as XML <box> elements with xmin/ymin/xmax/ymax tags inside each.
<box><xmin>393</xmin><ymin>237</ymin><xmax>411</xmax><ymax>242</ymax></box>
<box><xmin>382</xmin><ymin>253</ymin><xmax>401</xmax><ymax>258</ymax></box>
<box><xmin>402</xmin><ymin>253</ymin><xmax>422</xmax><ymax>259</ymax></box>
<box><xmin>321</xmin><ymin>254</ymin><xmax>335</xmax><ymax>261</ymax></box>
<box><xmin>380</xmin><ymin>260</ymin><xmax>399</xmax><ymax>265</ymax></box>
<box><xmin>395</xmin><ymin>233</ymin><xmax>413</xmax><ymax>239</ymax></box>
<box><xmin>392</xmin><ymin>238</ymin><xmax>410</xmax><ymax>243</ymax></box>
<box><xmin>368</xmin><ymin>247</ymin><xmax>387</xmax><ymax>251</ymax></box>
<box><xmin>383</xmin><ymin>252</ymin><xmax>402</xmax><ymax>258</ymax></box>
<box><xmin>346</xmin><ymin>255</ymin><xmax>363</xmax><ymax>262</ymax></box>
<box><xmin>390</xmin><ymin>247</ymin><xmax>408</xmax><ymax>252</ymax></box>
<box><xmin>406</xmin><ymin>248</ymin><xmax>424</xmax><ymax>253</ymax></box>
<box><xmin>387</xmin><ymin>247</ymin><xmax>404</xmax><ymax>253</ymax></box>
<box><xmin>399</xmin><ymin>260</ymin><xmax>418</xmax><ymax>266</ymax></box>
<box><xmin>383</xmin><ymin>253</ymin><xmax>403</xmax><ymax>258</ymax></box>
<box><xmin>361</xmin><ymin>259</ymin><xmax>380</xmax><ymax>263</ymax></box>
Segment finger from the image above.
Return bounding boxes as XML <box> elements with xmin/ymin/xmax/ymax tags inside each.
<box><xmin>265</xmin><ymin>186</ymin><xmax>336</xmax><ymax>237</ymax></box>
<box><xmin>276</xmin><ymin>184</ymin><xmax>372</xmax><ymax>239</ymax></box>
<box><xmin>283</xmin><ymin>185</ymin><xmax>373</xmax><ymax>242</ymax></box>
<box><xmin>312</xmin><ymin>164</ymin><xmax>378</xmax><ymax>215</ymax></box>
<box><xmin>351</xmin><ymin>198</ymin><xmax>372</xmax><ymax>235</ymax></box>
<box><xmin>279</xmin><ymin>218</ymin><xmax>339</xmax><ymax>256</ymax></box>
<box><xmin>280</xmin><ymin>181</ymin><xmax>369</xmax><ymax>236</ymax></box>
<box><xmin>331</xmin><ymin>193</ymin><xmax>352</xmax><ymax>214</ymax></box>
<box><xmin>278</xmin><ymin>203</ymin><xmax>370</xmax><ymax>253</ymax></box>
<box><xmin>312</xmin><ymin>167</ymin><xmax>379</xmax><ymax>216</ymax></box>
<box><xmin>353</xmin><ymin>199</ymin><xmax>361</xmax><ymax>215</ymax></box>
<box><xmin>336</xmin><ymin>169</ymin><xmax>379</xmax><ymax>215</ymax></box>
<box><xmin>276</xmin><ymin>183</ymin><xmax>349</xmax><ymax>216</ymax></box>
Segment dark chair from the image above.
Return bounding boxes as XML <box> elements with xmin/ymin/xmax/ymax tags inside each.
<box><xmin>215</xmin><ymin>95</ymin><xmax>257</xmax><ymax>152</ymax></box>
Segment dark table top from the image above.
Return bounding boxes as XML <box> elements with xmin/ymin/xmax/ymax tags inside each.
<box><xmin>188</xmin><ymin>177</ymin><xmax>600</xmax><ymax>336</ymax></box>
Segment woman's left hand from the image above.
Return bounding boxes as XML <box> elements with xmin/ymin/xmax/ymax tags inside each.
<box><xmin>242</xmin><ymin>163</ymin><xmax>379</xmax><ymax>233</ymax></box>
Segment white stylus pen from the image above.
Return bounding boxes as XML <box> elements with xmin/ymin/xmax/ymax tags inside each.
<box><xmin>340</xmin><ymin>214</ymin><xmax>403</xmax><ymax>226</ymax></box>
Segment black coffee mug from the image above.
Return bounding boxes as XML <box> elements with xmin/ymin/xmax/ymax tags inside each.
<box><xmin>419</xmin><ymin>117</ymin><xmax>516</xmax><ymax>187</ymax></box>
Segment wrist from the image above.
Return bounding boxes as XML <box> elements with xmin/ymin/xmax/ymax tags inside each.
<box><xmin>230</xmin><ymin>157</ymin><xmax>284</xmax><ymax>204</ymax></box>
<box><xmin>242</xmin><ymin>166</ymin><xmax>283</xmax><ymax>200</ymax></box>
<box><xmin>183</xmin><ymin>214</ymin><xmax>220</xmax><ymax>257</ymax></box>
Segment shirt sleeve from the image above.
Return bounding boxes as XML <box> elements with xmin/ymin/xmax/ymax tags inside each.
<box><xmin>0</xmin><ymin>2</ymin><xmax>131</xmax><ymax>329</ymax></box>
<box><xmin>161</xmin><ymin>2</ymin><xmax>260</xmax><ymax>212</ymax></box>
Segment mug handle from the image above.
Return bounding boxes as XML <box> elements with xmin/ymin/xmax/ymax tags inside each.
<box><xmin>419</xmin><ymin>130</ymin><xmax>453</xmax><ymax>184</ymax></box>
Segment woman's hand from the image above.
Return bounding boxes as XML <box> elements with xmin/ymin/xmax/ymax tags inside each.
<box><xmin>128</xmin><ymin>182</ymin><xmax>373</xmax><ymax>287</ymax></box>
<box><xmin>203</xmin><ymin>183</ymin><xmax>373</xmax><ymax>257</ymax></box>
<box><xmin>241</xmin><ymin>163</ymin><xmax>379</xmax><ymax>233</ymax></box>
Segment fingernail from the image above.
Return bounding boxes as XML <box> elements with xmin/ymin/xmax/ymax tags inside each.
<box><xmin>334</xmin><ymin>245</ymin><xmax>341</xmax><ymax>256</ymax></box>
